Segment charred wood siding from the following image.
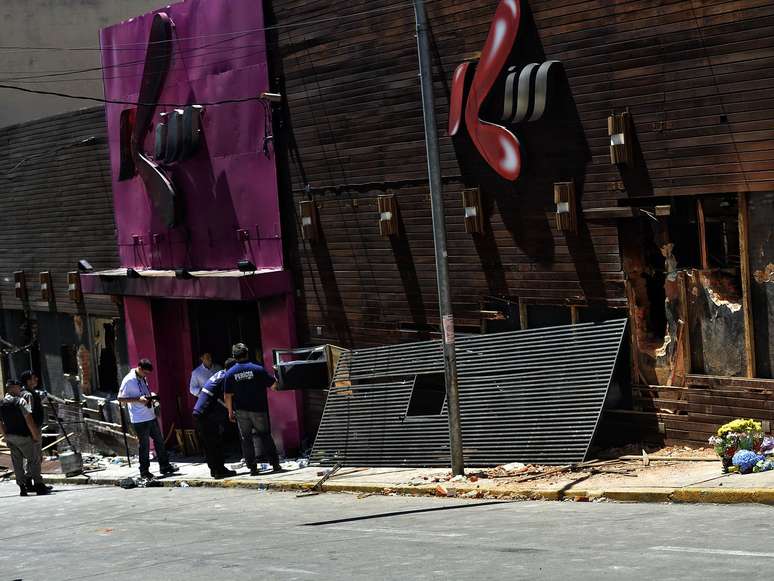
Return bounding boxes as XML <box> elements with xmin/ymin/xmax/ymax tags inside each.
<box><xmin>269</xmin><ymin>0</ymin><xmax>774</xmax><ymax>348</ymax></box>
<box><xmin>0</xmin><ymin>108</ymin><xmax>119</xmax><ymax>317</ymax></box>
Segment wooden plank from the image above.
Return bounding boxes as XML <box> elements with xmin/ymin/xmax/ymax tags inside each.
<box><xmin>518</xmin><ymin>299</ymin><xmax>528</xmax><ymax>331</ymax></box>
<box><xmin>696</xmin><ymin>198</ymin><xmax>709</xmax><ymax>269</ymax></box>
<box><xmin>738</xmin><ymin>191</ymin><xmax>757</xmax><ymax>378</ymax></box>
<box><xmin>687</xmin><ymin>374</ymin><xmax>774</xmax><ymax>390</ymax></box>
<box><xmin>677</xmin><ymin>272</ymin><xmax>691</xmax><ymax>379</ymax></box>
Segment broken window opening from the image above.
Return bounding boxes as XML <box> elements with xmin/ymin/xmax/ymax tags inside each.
<box><xmin>701</xmin><ymin>195</ymin><xmax>740</xmax><ymax>270</ymax></box>
<box><xmin>406</xmin><ymin>372</ymin><xmax>446</xmax><ymax>417</ymax></box>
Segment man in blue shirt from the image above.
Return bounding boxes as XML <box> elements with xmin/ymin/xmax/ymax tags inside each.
<box><xmin>193</xmin><ymin>357</ymin><xmax>237</xmax><ymax>478</ymax></box>
<box><xmin>118</xmin><ymin>359</ymin><xmax>176</xmax><ymax>480</ymax></box>
<box><xmin>223</xmin><ymin>343</ymin><xmax>282</xmax><ymax>475</ymax></box>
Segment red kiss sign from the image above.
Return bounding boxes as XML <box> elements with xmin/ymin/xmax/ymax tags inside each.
<box><xmin>449</xmin><ymin>0</ymin><xmax>521</xmax><ymax>181</ymax></box>
<box><xmin>450</xmin><ymin>0</ymin><xmax>564</xmax><ymax>183</ymax></box>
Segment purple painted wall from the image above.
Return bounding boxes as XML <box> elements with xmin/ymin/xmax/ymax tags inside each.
<box><xmin>100</xmin><ymin>0</ymin><xmax>282</xmax><ymax>272</ymax></box>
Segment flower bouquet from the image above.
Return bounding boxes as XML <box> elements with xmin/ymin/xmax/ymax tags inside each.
<box><xmin>709</xmin><ymin>419</ymin><xmax>773</xmax><ymax>473</ymax></box>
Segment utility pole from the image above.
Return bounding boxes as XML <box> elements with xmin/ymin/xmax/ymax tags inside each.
<box><xmin>412</xmin><ymin>0</ymin><xmax>465</xmax><ymax>476</ymax></box>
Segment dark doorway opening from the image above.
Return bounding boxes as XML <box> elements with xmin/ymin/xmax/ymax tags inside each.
<box><xmin>406</xmin><ymin>372</ymin><xmax>446</xmax><ymax>417</ymax></box>
<box><xmin>188</xmin><ymin>300</ymin><xmax>262</xmax><ymax>369</ymax></box>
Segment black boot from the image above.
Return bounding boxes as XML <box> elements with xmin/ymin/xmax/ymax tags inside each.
<box><xmin>25</xmin><ymin>476</ymin><xmax>34</xmax><ymax>489</ymax></box>
<box><xmin>33</xmin><ymin>481</ymin><xmax>51</xmax><ymax>495</ymax></box>
<box><xmin>19</xmin><ymin>484</ymin><xmax>28</xmax><ymax>497</ymax></box>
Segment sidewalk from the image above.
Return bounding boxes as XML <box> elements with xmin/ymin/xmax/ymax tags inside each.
<box><xmin>32</xmin><ymin>451</ymin><xmax>774</xmax><ymax>505</ymax></box>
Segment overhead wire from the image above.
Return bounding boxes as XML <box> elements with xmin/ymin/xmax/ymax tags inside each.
<box><xmin>0</xmin><ymin>2</ymin><xmax>413</xmax><ymax>52</ymax></box>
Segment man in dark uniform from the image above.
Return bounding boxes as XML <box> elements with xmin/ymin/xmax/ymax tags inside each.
<box><xmin>20</xmin><ymin>370</ymin><xmax>51</xmax><ymax>491</ymax></box>
<box><xmin>223</xmin><ymin>343</ymin><xmax>282</xmax><ymax>476</ymax></box>
<box><xmin>193</xmin><ymin>358</ymin><xmax>237</xmax><ymax>478</ymax></box>
<box><xmin>0</xmin><ymin>379</ymin><xmax>50</xmax><ymax>496</ymax></box>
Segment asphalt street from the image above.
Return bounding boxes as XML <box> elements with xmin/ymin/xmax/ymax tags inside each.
<box><xmin>1</xmin><ymin>482</ymin><xmax>773</xmax><ymax>580</ymax></box>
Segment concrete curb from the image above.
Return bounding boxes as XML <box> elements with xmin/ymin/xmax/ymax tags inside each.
<box><xmin>39</xmin><ymin>474</ymin><xmax>774</xmax><ymax>505</ymax></box>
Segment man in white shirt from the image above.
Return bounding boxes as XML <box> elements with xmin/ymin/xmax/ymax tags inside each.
<box><xmin>118</xmin><ymin>359</ymin><xmax>176</xmax><ymax>479</ymax></box>
<box><xmin>189</xmin><ymin>352</ymin><xmax>222</xmax><ymax>397</ymax></box>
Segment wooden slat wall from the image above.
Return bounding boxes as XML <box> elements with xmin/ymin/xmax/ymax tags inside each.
<box><xmin>0</xmin><ymin>107</ymin><xmax>120</xmax><ymax>317</ymax></box>
<box><xmin>269</xmin><ymin>0</ymin><xmax>774</xmax><ymax>348</ymax></box>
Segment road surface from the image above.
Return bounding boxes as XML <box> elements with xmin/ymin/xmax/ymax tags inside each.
<box><xmin>1</xmin><ymin>482</ymin><xmax>771</xmax><ymax>580</ymax></box>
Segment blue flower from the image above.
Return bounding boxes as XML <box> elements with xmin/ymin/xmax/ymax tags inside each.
<box><xmin>732</xmin><ymin>450</ymin><xmax>764</xmax><ymax>474</ymax></box>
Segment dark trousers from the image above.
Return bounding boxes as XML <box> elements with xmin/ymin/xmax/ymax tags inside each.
<box><xmin>234</xmin><ymin>410</ymin><xmax>280</xmax><ymax>469</ymax></box>
<box><xmin>194</xmin><ymin>414</ymin><xmax>227</xmax><ymax>475</ymax></box>
<box><xmin>132</xmin><ymin>418</ymin><xmax>170</xmax><ymax>473</ymax></box>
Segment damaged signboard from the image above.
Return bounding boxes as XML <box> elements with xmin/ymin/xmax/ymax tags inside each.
<box><xmin>311</xmin><ymin>319</ymin><xmax>628</xmax><ymax>467</ymax></box>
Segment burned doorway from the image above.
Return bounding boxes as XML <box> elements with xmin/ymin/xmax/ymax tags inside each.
<box><xmin>188</xmin><ymin>301</ymin><xmax>262</xmax><ymax>369</ymax></box>
<box><xmin>622</xmin><ymin>194</ymin><xmax>749</xmax><ymax>384</ymax></box>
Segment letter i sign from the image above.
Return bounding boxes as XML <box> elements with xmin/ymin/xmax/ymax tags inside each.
<box><xmin>449</xmin><ymin>0</ymin><xmax>561</xmax><ymax>182</ymax></box>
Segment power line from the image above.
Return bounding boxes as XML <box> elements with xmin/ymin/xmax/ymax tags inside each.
<box><xmin>0</xmin><ymin>83</ymin><xmax>267</xmax><ymax>107</ymax></box>
<box><xmin>0</xmin><ymin>2</ymin><xmax>413</xmax><ymax>52</ymax></box>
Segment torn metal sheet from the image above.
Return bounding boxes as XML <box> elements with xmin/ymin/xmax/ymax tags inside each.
<box><xmin>311</xmin><ymin>319</ymin><xmax>627</xmax><ymax>467</ymax></box>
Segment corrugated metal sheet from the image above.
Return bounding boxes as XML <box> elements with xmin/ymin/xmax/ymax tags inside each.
<box><xmin>311</xmin><ymin>319</ymin><xmax>627</xmax><ymax>467</ymax></box>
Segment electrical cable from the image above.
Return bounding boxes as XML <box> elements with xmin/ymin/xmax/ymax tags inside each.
<box><xmin>0</xmin><ymin>83</ymin><xmax>266</xmax><ymax>107</ymax></box>
<box><xmin>0</xmin><ymin>2</ymin><xmax>414</xmax><ymax>52</ymax></box>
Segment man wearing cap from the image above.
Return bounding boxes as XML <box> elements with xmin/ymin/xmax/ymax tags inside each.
<box><xmin>118</xmin><ymin>359</ymin><xmax>176</xmax><ymax>479</ymax></box>
<box><xmin>19</xmin><ymin>370</ymin><xmax>51</xmax><ymax>491</ymax></box>
<box><xmin>223</xmin><ymin>343</ymin><xmax>282</xmax><ymax>476</ymax></box>
<box><xmin>0</xmin><ymin>379</ymin><xmax>49</xmax><ymax>496</ymax></box>
<box><xmin>193</xmin><ymin>358</ymin><xmax>237</xmax><ymax>478</ymax></box>
<box><xmin>189</xmin><ymin>351</ymin><xmax>222</xmax><ymax>398</ymax></box>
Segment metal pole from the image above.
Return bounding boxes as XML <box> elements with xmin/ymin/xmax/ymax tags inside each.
<box><xmin>412</xmin><ymin>0</ymin><xmax>464</xmax><ymax>476</ymax></box>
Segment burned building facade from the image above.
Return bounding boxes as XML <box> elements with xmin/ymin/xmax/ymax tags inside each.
<box><xmin>269</xmin><ymin>0</ymin><xmax>774</xmax><ymax>445</ymax></box>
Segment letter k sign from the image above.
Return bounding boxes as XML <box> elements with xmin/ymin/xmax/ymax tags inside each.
<box><xmin>449</xmin><ymin>0</ymin><xmax>562</xmax><ymax>183</ymax></box>
<box><xmin>449</xmin><ymin>0</ymin><xmax>522</xmax><ymax>182</ymax></box>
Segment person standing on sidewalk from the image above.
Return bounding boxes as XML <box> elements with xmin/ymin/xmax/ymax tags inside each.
<box><xmin>118</xmin><ymin>359</ymin><xmax>177</xmax><ymax>479</ymax></box>
<box><xmin>0</xmin><ymin>379</ymin><xmax>49</xmax><ymax>496</ymax></box>
<box><xmin>19</xmin><ymin>370</ymin><xmax>51</xmax><ymax>491</ymax></box>
<box><xmin>223</xmin><ymin>343</ymin><xmax>282</xmax><ymax>476</ymax></box>
<box><xmin>193</xmin><ymin>358</ymin><xmax>237</xmax><ymax>478</ymax></box>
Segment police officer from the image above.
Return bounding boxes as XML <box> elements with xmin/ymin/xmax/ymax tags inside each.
<box><xmin>0</xmin><ymin>379</ymin><xmax>50</xmax><ymax>496</ymax></box>
<box><xmin>223</xmin><ymin>343</ymin><xmax>282</xmax><ymax>476</ymax></box>
<box><xmin>19</xmin><ymin>370</ymin><xmax>51</xmax><ymax>491</ymax></box>
<box><xmin>193</xmin><ymin>358</ymin><xmax>237</xmax><ymax>478</ymax></box>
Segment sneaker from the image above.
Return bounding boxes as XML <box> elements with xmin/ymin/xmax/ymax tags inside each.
<box><xmin>271</xmin><ymin>465</ymin><xmax>286</xmax><ymax>474</ymax></box>
<box><xmin>140</xmin><ymin>470</ymin><xmax>155</xmax><ymax>480</ymax></box>
<box><xmin>249</xmin><ymin>467</ymin><xmax>260</xmax><ymax>476</ymax></box>
<box><xmin>160</xmin><ymin>465</ymin><xmax>178</xmax><ymax>476</ymax></box>
<box><xmin>19</xmin><ymin>484</ymin><xmax>28</xmax><ymax>497</ymax></box>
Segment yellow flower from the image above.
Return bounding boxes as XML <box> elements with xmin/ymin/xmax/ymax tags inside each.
<box><xmin>717</xmin><ymin>419</ymin><xmax>762</xmax><ymax>437</ymax></box>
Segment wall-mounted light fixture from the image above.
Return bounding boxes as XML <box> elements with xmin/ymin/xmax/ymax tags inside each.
<box><xmin>39</xmin><ymin>271</ymin><xmax>53</xmax><ymax>302</ymax></box>
<box><xmin>260</xmin><ymin>92</ymin><xmax>282</xmax><ymax>103</ymax></box>
<box><xmin>78</xmin><ymin>259</ymin><xmax>94</xmax><ymax>272</ymax></box>
<box><xmin>14</xmin><ymin>270</ymin><xmax>27</xmax><ymax>300</ymax></box>
<box><xmin>238</xmin><ymin>259</ymin><xmax>257</xmax><ymax>273</ymax></box>
<box><xmin>608</xmin><ymin>110</ymin><xmax>633</xmax><ymax>165</ymax></box>
<box><xmin>462</xmin><ymin>187</ymin><xmax>483</xmax><ymax>234</ymax></box>
<box><xmin>554</xmin><ymin>181</ymin><xmax>577</xmax><ymax>233</ymax></box>
<box><xmin>67</xmin><ymin>271</ymin><xmax>83</xmax><ymax>303</ymax></box>
<box><xmin>299</xmin><ymin>200</ymin><xmax>319</xmax><ymax>241</ymax></box>
<box><xmin>378</xmin><ymin>194</ymin><xmax>398</xmax><ymax>237</ymax></box>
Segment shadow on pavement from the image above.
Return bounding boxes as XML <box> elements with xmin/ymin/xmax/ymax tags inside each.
<box><xmin>303</xmin><ymin>501</ymin><xmax>508</xmax><ymax>526</ymax></box>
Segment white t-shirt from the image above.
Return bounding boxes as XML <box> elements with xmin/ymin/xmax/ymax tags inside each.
<box><xmin>118</xmin><ymin>370</ymin><xmax>156</xmax><ymax>424</ymax></box>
